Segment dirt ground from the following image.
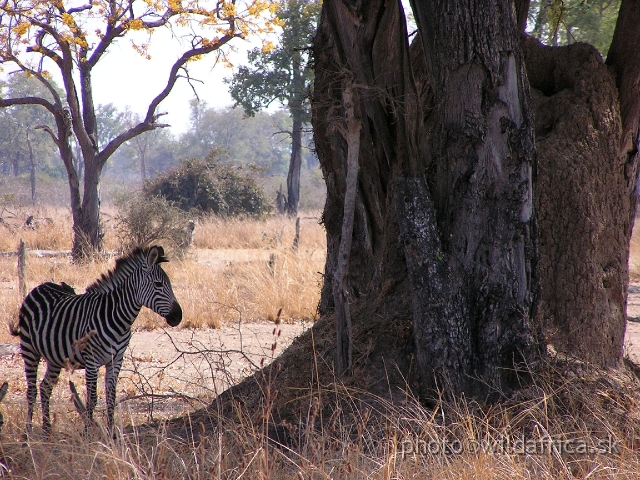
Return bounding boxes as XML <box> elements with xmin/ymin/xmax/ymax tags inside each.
<box><xmin>3</xmin><ymin>284</ymin><xmax>640</xmax><ymax>425</ymax></box>
<box><xmin>0</xmin><ymin>320</ymin><xmax>309</xmax><ymax>423</ymax></box>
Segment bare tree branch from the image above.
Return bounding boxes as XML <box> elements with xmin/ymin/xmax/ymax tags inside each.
<box><xmin>97</xmin><ymin>116</ymin><xmax>169</xmax><ymax>164</ymax></box>
<box><xmin>0</xmin><ymin>95</ymin><xmax>56</xmax><ymax>115</ymax></box>
<box><xmin>67</xmin><ymin>3</ymin><xmax>93</xmax><ymax>15</ymax></box>
<box><xmin>34</xmin><ymin>124</ymin><xmax>61</xmax><ymax>148</ymax></box>
<box><xmin>144</xmin><ymin>33</ymin><xmax>239</xmax><ymax>126</ymax></box>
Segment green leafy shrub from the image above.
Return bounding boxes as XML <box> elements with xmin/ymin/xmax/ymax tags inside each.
<box><xmin>144</xmin><ymin>151</ymin><xmax>272</xmax><ymax>217</ymax></box>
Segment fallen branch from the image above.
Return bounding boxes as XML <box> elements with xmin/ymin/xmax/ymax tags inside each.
<box><xmin>331</xmin><ymin>78</ymin><xmax>361</xmax><ymax>376</ymax></box>
<box><xmin>69</xmin><ymin>380</ymin><xmax>87</xmax><ymax>416</ymax></box>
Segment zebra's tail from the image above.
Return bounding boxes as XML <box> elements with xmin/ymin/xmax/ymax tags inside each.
<box><xmin>8</xmin><ymin>321</ymin><xmax>19</xmax><ymax>337</ymax></box>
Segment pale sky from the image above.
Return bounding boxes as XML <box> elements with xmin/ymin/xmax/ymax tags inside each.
<box><xmin>90</xmin><ymin>29</ymin><xmax>254</xmax><ymax>135</ymax></box>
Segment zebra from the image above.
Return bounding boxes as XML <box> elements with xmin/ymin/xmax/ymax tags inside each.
<box><xmin>14</xmin><ymin>245</ymin><xmax>182</xmax><ymax>435</ymax></box>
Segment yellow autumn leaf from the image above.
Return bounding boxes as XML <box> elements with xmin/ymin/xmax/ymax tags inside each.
<box><xmin>12</xmin><ymin>21</ymin><xmax>30</xmax><ymax>36</ymax></box>
<box><xmin>128</xmin><ymin>19</ymin><xmax>144</xmax><ymax>30</ymax></box>
<box><xmin>62</xmin><ymin>12</ymin><xmax>75</xmax><ymax>28</ymax></box>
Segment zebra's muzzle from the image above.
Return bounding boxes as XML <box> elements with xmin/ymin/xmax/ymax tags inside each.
<box><xmin>165</xmin><ymin>302</ymin><xmax>183</xmax><ymax>327</ymax></box>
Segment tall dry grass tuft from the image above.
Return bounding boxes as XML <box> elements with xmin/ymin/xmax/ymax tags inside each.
<box><xmin>1</xmin><ymin>356</ymin><xmax>640</xmax><ymax>479</ymax></box>
<box><xmin>193</xmin><ymin>213</ymin><xmax>325</xmax><ymax>250</ymax></box>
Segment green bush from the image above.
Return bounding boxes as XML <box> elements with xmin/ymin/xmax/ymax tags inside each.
<box><xmin>143</xmin><ymin>151</ymin><xmax>272</xmax><ymax>217</ymax></box>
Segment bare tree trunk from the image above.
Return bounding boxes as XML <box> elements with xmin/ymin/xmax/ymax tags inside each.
<box><xmin>410</xmin><ymin>0</ymin><xmax>539</xmax><ymax>394</ymax></box>
<box><xmin>133</xmin><ymin>134</ymin><xmax>149</xmax><ymax>184</ymax></box>
<box><xmin>12</xmin><ymin>152</ymin><xmax>19</xmax><ymax>176</ymax></box>
<box><xmin>606</xmin><ymin>0</ymin><xmax>640</xmax><ymax>153</ymax></box>
<box><xmin>607</xmin><ymin>0</ymin><xmax>640</xmax><ymax>239</ymax></box>
<box><xmin>74</xmin><ymin>158</ymin><xmax>104</xmax><ymax>258</ymax></box>
<box><xmin>312</xmin><ymin>0</ymin><xmax>640</xmax><ymax>402</ymax></box>
<box><xmin>276</xmin><ymin>185</ymin><xmax>287</xmax><ymax>214</ymax></box>
<box><xmin>17</xmin><ymin>239</ymin><xmax>27</xmax><ymax>298</ymax></box>
<box><xmin>286</xmin><ymin>116</ymin><xmax>303</xmax><ymax>216</ymax></box>
<box><xmin>40</xmin><ymin>115</ymin><xmax>87</xmax><ymax>260</ymax></box>
<box><xmin>315</xmin><ymin>0</ymin><xmax>416</xmax><ymax>318</ymax></box>
<box><xmin>140</xmin><ymin>154</ymin><xmax>147</xmax><ymax>184</ymax></box>
<box><xmin>314</xmin><ymin>0</ymin><xmax>472</xmax><ymax>393</ymax></box>
<box><xmin>26</xmin><ymin>130</ymin><xmax>36</xmax><ymax>205</ymax></box>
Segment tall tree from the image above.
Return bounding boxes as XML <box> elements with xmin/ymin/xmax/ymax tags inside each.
<box><xmin>312</xmin><ymin>0</ymin><xmax>640</xmax><ymax>399</ymax></box>
<box><xmin>228</xmin><ymin>0</ymin><xmax>320</xmax><ymax>215</ymax></box>
<box><xmin>0</xmin><ymin>0</ymin><xmax>278</xmax><ymax>258</ymax></box>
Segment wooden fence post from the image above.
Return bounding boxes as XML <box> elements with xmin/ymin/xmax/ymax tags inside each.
<box><xmin>292</xmin><ymin>217</ymin><xmax>300</xmax><ymax>252</ymax></box>
<box><xmin>18</xmin><ymin>239</ymin><xmax>27</xmax><ymax>298</ymax></box>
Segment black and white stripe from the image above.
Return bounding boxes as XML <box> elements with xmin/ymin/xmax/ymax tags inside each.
<box><xmin>17</xmin><ymin>245</ymin><xmax>182</xmax><ymax>434</ymax></box>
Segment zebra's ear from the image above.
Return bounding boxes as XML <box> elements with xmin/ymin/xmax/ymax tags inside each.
<box><xmin>146</xmin><ymin>246</ymin><xmax>161</xmax><ymax>267</ymax></box>
<box><xmin>157</xmin><ymin>245</ymin><xmax>169</xmax><ymax>263</ymax></box>
<box><xmin>147</xmin><ymin>246</ymin><xmax>169</xmax><ymax>268</ymax></box>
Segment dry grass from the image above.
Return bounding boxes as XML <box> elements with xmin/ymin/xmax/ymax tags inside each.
<box><xmin>1</xmin><ymin>357</ymin><xmax>640</xmax><ymax>479</ymax></box>
<box><xmin>192</xmin><ymin>213</ymin><xmax>325</xmax><ymax>250</ymax></box>
<box><xmin>0</xmin><ymin>208</ymin><xmax>325</xmax><ymax>341</ymax></box>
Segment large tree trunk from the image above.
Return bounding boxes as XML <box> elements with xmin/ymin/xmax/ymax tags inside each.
<box><xmin>313</xmin><ymin>0</ymin><xmax>540</xmax><ymax>399</ymax></box>
<box><xmin>410</xmin><ymin>0</ymin><xmax>539</xmax><ymax>394</ymax></box>
<box><xmin>72</xmin><ymin>157</ymin><xmax>104</xmax><ymax>259</ymax></box>
<box><xmin>313</xmin><ymin>0</ymin><xmax>640</xmax><ymax>404</ymax></box>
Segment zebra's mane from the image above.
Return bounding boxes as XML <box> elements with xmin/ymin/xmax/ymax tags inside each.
<box><xmin>85</xmin><ymin>247</ymin><xmax>152</xmax><ymax>294</ymax></box>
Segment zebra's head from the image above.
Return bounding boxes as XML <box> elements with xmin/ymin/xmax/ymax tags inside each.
<box><xmin>139</xmin><ymin>246</ymin><xmax>182</xmax><ymax>327</ymax></box>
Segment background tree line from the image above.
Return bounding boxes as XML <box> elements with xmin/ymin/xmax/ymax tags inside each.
<box><xmin>0</xmin><ymin>73</ymin><xmax>318</xmax><ymax>186</ymax></box>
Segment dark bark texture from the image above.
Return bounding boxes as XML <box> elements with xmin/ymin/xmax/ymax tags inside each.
<box><xmin>606</xmin><ymin>0</ymin><xmax>640</xmax><ymax>155</ymax></box>
<box><xmin>286</xmin><ymin>116</ymin><xmax>303</xmax><ymax>216</ymax></box>
<box><xmin>314</xmin><ymin>0</ymin><xmax>417</xmax><ymax>315</ymax></box>
<box><xmin>314</xmin><ymin>0</ymin><xmax>540</xmax><ymax>398</ymax></box>
<box><xmin>411</xmin><ymin>0</ymin><xmax>540</xmax><ymax>394</ymax></box>
<box><xmin>312</xmin><ymin>0</ymin><xmax>640</xmax><ymax>401</ymax></box>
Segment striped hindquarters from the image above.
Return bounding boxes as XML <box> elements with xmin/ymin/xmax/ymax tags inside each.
<box><xmin>19</xmin><ymin>282</ymin><xmax>95</xmax><ymax>368</ymax></box>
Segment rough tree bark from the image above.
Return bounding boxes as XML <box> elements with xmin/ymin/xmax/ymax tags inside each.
<box><xmin>26</xmin><ymin>130</ymin><xmax>36</xmax><ymax>204</ymax></box>
<box><xmin>331</xmin><ymin>80</ymin><xmax>361</xmax><ymax>376</ymax></box>
<box><xmin>314</xmin><ymin>0</ymin><xmax>539</xmax><ymax>398</ymax></box>
<box><xmin>410</xmin><ymin>0</ymin><xmax>539</xmax><ymax>394</ymax></box>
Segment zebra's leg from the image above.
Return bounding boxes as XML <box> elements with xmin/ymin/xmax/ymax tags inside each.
<box><xmin>22</xmin><ymin>348</ymin><xmax>41</xmax><ymax>434</ymax></box>
<box><xmin>105</xmin><ymin>354</ymin><xmax>124</xmax><ymax>435</ymax></box>
<box><xmin>84</xmin><ymin>363</ymin><xmax>99</xmax><ymax>427</ymax></box>
<box><xmin>39</xmin><ymin>363</ymin><xmax>61</xmax><ymax>434</ymax></box>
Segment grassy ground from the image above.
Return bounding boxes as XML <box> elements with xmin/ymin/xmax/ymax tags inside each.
<box><xmin>2</xmin><ymin>203</ymin><xmax>640</xmax><ymax>478</ymax></box>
